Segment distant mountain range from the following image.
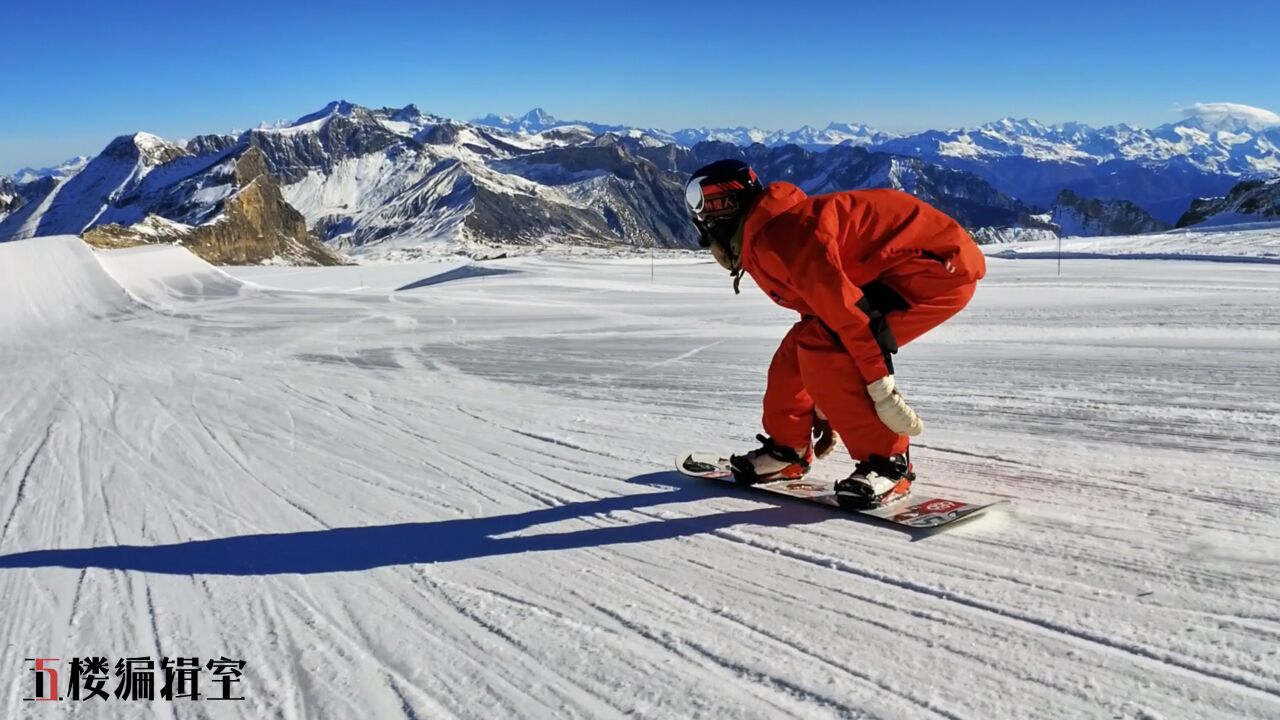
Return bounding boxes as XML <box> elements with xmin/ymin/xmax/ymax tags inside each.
<box><xmin>1</xmin><ymin>100</ymin><xmax>1275</xmax><ymax>264</ymax></box>
<box><xmin>474</xmin><ymin>103</ymin><xmax>1280</xmax><ymax>224</ymax></box>
<box><xmin>474</xmin><ymin>108</ymin><xmax>899</xmax><ymax>149</ymax></box>
<box><xmin>10</xmin><ymin>156</ymin><xmax>92</xmax><ymax>184</ymax></box>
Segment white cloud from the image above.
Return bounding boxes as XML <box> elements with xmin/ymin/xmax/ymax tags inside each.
<box><xmin>1181</xmin><ymin>102</ymin><xmax>1280</xmax><ymax>130</ymax></box>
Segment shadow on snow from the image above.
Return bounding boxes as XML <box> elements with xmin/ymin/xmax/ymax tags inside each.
<box><xmin>0</xmin><ymin>472</ymin><xmax>922</xmax><ymax>577</ymax></box>
<box><xmin>394</xmin><ymin>265</ymin><xmax>519</xmax><ymax>291</ymax></box>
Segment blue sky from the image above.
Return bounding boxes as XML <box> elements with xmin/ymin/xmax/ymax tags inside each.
<box><xmin>2</xmin><ymin>0</ymin><xmax>1278</xmax><ymax>173</ymax></box>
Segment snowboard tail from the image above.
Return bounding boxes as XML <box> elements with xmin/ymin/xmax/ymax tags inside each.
<box><xmin>677</xmin><ymin>452</ymin><xmax>1003</xmax><ymax>530</ymax></box>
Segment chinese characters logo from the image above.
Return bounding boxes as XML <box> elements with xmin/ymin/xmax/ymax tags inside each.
<box><xmin>24</xmin><ymin>657</ymin><xmax>246</xmax><ymax>702</ymax></box>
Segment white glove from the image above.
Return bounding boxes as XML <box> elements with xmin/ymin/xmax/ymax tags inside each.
<box><xmin>866</xmin><ymin>376</ymin><xmax>924</xmax><ymax>436</ymax></box>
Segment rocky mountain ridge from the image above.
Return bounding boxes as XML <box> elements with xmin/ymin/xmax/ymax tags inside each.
<box><xmin>81</xmin><ymin>148</ymin><xmax>342</xmax><ymax>265</ymax></box>
<box><xmin>4</xmin><ymin>101</ymin><xmax>1070</xmax><ymax>263</ymax></box>
<box><xmin>1176</xmin><ymin>178</ymin><xmax>1280</xmax><ymax>228</ymax></box>
<box><xmin>1049</xmin><ymin>190</ymin><xmax>1170</xmax><ymax>237</ymax></box>
<box><xmin>13</xmin><ymin>100</ymin><xmax>1264</xmax><ymax>263</ymax></box>
<box><xmin>474</xmin><ymin>105</ymin><xmax>1280</xmax><ymax>223</ymax></box>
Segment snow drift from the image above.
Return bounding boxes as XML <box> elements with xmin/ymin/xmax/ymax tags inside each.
<box><xmin>0</xmin><ymin>236</ymin><xmax>254</xmax><ymax>338</ymax></box>
<box><xmin>97</xmin><ymin>242</ymin><xmax>248</xmax><ymax>308</ymax></box>
<box><xmin>0</xmin><ymin>235</ymin><xmax>137</xmax><ymax>335</ymax></box>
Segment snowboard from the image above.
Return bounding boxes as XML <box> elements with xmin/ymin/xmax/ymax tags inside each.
<box><xmin>676</xmin><ymin>451</ymin><xmax>1004</xmax><ymax>530</ymax></box>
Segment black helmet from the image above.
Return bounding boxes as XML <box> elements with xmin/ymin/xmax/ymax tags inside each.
<box><xmin>684</xmin><ymin>159</ymin><xmax>763</xmax><ymax>250</ymax></box>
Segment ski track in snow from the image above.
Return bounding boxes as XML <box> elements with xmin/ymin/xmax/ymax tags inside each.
<box><xmin>1</xmin><ymin>236</ymin><xmax>1278</xmax><ymax>719</ymax></box>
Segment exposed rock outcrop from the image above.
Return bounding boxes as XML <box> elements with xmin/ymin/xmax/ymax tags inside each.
<box><xmin>83</xmin><ymin>149</ymin><xmax>342</xmax><ymax>265</ymax></box>
<box><xmin>1176</xmin><ymin>178</ymin><xmax>1280</xmax><ymax>227</ymax></box>
<box><xmin>0</xmin><ymin>176</ymin><xmax>19</xmax><ymax>218</ymax></box>
<box><xmin>1051</xmin><ymin>190</ymin><xmax>1171</xmax><ymax>236</ymax></box>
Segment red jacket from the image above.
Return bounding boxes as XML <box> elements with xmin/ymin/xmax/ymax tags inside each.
<box><xmin>741</xmin><ymin>183</ymin><xmax>986</xmax><ymax>383</ymax></box>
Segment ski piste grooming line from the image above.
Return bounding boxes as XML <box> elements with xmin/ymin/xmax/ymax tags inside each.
<box><xmin>677</xmin><ymin>452</ymin><xmax>1006</xmax><ymax>530</ymax></box>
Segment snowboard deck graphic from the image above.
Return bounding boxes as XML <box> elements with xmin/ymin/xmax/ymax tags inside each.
<box><xmin>677</xmin><ymin>452</ymin><xmax>1005</xmax><ymax>530</ymax></box>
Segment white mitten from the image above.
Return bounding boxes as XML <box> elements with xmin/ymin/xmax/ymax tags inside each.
<box><xmin>866</xmin><ymin>376</ymin><xmax>924</xmax><ymax>436</ymax></box>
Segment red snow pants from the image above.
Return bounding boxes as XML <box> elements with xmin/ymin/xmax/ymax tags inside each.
<box><xmin>761</xmin><ymin>259</ymin><xmax>979</xmax><ymax>461</ymax></box>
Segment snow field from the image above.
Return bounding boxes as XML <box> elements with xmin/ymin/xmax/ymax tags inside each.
<box><xmin>0</xmin><ymin>234</ymin><xmax>1278</xmax><ymax>718</ymax></box>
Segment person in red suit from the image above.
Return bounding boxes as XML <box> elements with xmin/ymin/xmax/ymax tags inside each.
<box><xmin>684</xmin><ymin>159</ymin><xmax>986</xmax><ymax>508</ymax></box>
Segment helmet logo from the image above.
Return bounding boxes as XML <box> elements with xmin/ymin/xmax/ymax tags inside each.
<box><xmin>687</xmin><ymin>177</ymin><xmax>748</xmax><ymax>220</ymax></box>
<box><xmin>703</xmin><ymin>195</ymin><xmax>736</xmax><ymax>215</ymax></box>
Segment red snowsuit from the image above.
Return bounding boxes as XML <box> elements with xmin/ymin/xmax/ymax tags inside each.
<box><xmin>740</xmin><ymin>183</ymin><xmax>986</xmax><ymax>461</ymax></box>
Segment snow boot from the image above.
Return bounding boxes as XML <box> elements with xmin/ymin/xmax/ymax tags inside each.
<box><xmin>729</xmin><ymin>434</ymin><xmax>813</xmax><ymax>485</ymax></box>
<box><xmin>834</xmin><ymin>453</ymin><xmax>915</xmax><ymax>509</ymax></box>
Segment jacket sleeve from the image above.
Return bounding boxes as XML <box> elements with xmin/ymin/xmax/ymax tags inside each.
<box><xmin>759</xmin><ymin>215</ymin><xmax>891</xmax><ymax>384</ymax></box>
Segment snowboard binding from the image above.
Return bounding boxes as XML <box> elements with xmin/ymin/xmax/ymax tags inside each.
<box><xmin>834</xmin><ymin>453</ymin><xmax>915</xmax><ymax>510</ymax></box>
<box><xmin>729</xmin><ymin>434</ymin><xmax>812</xmax><ymax>485</ymax></box>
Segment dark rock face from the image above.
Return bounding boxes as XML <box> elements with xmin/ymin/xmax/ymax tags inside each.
<box><xmin>1176</xmin><ymin>179</ymin><xmax>1280</xmax><ymax>228</ymax></box>
<box><xmin>0</xmin><ymin>176</ymin><xmax>20</xmax><ymax>217</ymax></box>
<box><xmin>1041</xmin><ymin>163</ymin><xmax>1240</xmax><ymax>225</ymax></box>
<box><xmin>494</xmin><ymin>144</ymin><xmax>696</xmax><ymax>247</ymax></box>
<box><xmin>637</xmin><ymin>142</ymin><xmax>1055</xmax><ymax>234</ymax></box>
<box><xmin>1051</xmin><ymin>190</ymin><xmax>1171</xmax><ymax>236</ymax></box>
<box><xmin>245</xmin><ymin>107</ymin><xmax>404</xmax><ymax>183</ymax></box>
<box><xmin>186</xmin><ymin>133</ymin><xmax>239</xmax><ymax>156</ymax></box>
<box><xmin>465</xmin><ymin>184</ymin><xmax>613</xmax><ymax>246</ymax></box>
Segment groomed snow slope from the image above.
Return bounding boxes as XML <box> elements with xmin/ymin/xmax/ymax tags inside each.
<box><xmin>1</xmin><ymin>236</ymin><xmax>1278</xmax><ymax>718</ymax></box>
<box><xmin>988</xmin><ymin>222</ymin><xmax>1280</xmax><ymax>262</ymax></box>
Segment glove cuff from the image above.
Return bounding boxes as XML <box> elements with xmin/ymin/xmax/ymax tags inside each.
<box><xmin>866</xmin><ymin>375</ymin><xmax>896</xmax><ymax>401</ymax></box>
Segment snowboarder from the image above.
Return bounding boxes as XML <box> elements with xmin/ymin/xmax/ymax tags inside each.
<box><xmin>684</xmin><ymin>159</ymin><xmax>986</xmax><ymax>508</ymax></box>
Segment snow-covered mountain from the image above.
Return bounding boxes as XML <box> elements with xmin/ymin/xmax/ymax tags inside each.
<box><xmin>846</xmin><ymin>113</ymin><xmax>1279</xmax><ymax>223</ymax></box>
<box><xmin>877</xmin><ymin>112</ymin><xmax>1280</xmax><ymax>174</ymax></box>
<box><xmin>473</xmin><ymin>107</ymin><xmax>628</xmax><ymax>136</ymax></box>
<box><xmin>789</xmin><ymin>122</ymin><xmax>899</xmax><ymax>148</ymax></box>
<box><xmin>1050</xmin><ymin>190</ymin><xmax>1170</xmax><ymax>237</ymax></box>
<box><xmin>475</xmin><ymin>104</ymin><xmax>1280</xmax><ymax>223</ymax></box>
<box><xmin>1176</xmin><ymin>177</ymin><xmax>1280</xmax><ymax>228</ymax></box>
<box><xmin>10</xmin><ymin>155</ymin><xmax>92</xmax><ymax>184</ymax></box>
<box><xmin>0</xmin><ymin>128</ymin><xmax>340</xmax><ymax>265</ymax></box>
<box><xmin>4</xmin><ymin>100</ymin><xmax>1057</xmax><ymax>262</ymax></box>
<box><xmin>1177</xmin><ymin>101</ymin><xmax>1280</xmax><ymax>133</ymax></box>
<box><xmin>0</xmin><ymin>132</ymin><xmax>191</xmax><ymax>241</ymax></box>
<box><xmin>265</xmin><ymin>105</ymin><xmax>1052</xmax><ymax>255</ymax></box>
<box><xmin>0</xmin><ymin>102</ymin><xmax>702</xmax><ymax>259</ymax></box>
<box><xmin>475</xmin><ymin>110</ymin><xmax>902</xmax><ymax>150</ymax></box>
<box><xmin>81</xmin><ymin>147</ymin><xmax>343</xmax><ymax>265</ymax></box>
<box><xmin>252</xmin><ymin>101</ymin><xmax>695</xmax><ymax>257</ymax></box>
<box><xmin>889</xmin><ymin>112</ymin><xmax>1276</xmax><ymax>207</ymax></box>
<box><xmin>665</xmin><ymin>123</ymin><xmax>901</xmax><ymax>150</ymax></box>
<box><xmin>477</xmin><ymin>104</ymin><xmax>1280</xmax><ymax>175</ymax></box>
<box><xmin>629</xmin><ymin>140</ymin><xmax>1055</xmax><ymax>234</ymax></box>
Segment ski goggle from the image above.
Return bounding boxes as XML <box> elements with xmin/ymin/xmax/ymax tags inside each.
<box><xmin>685</xmin><ymin>177</ymin><xmax>709</xmax><ymax>219</ymax></box>
<box><xmin>684</xmin><ymin>177</ymin><xmax>744</xmax><ymax>222</ymax></box>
